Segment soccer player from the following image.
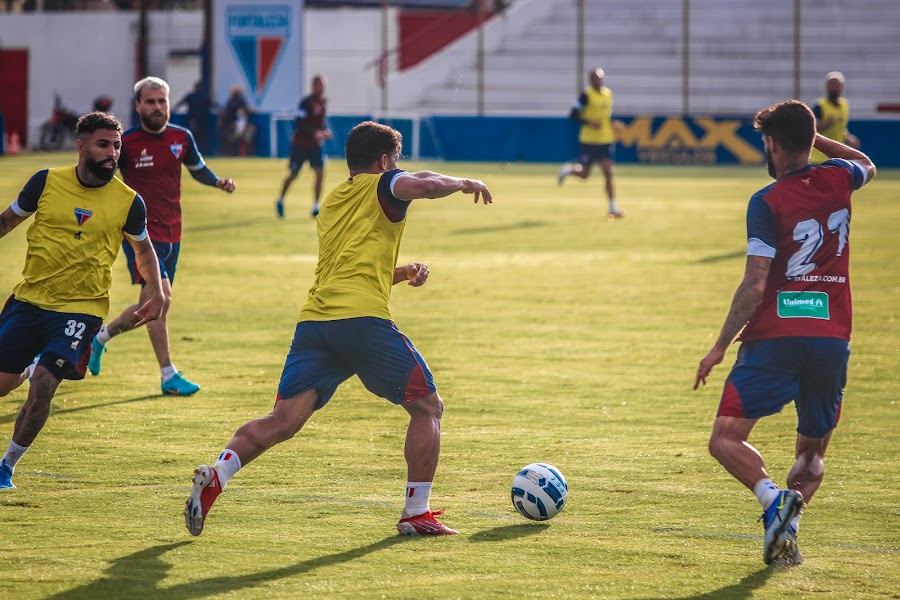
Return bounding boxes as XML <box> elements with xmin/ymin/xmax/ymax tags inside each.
<box><xmin>694</xmin><ymin>100</ymin><xmax>876</xmax><ymax>566</ymax></box>
<box><xmin>184</xmin><ymin>121</ymin><xmax>492</xmax><ymax>537</ymax></box>
<box><xmin>810</xmin><ymin>71</ymin><xmax>861</xmax><ymax>164</ymax></box>
<box><xmin>275</xmin><ymin>74</ymin><xmax>333</xmax><ymax>219</ymax></box>
<box><xmin>558</xmin><ymin>67</ymin><xmax>624</xmax><ymax>220</ymax></box>
<box><xmin>88</xmin><ymin>77</ymin><xmax>236</xmax><ymax>396</ymax></box>
<box><xmin>0</xmin><ymin>112</ymin><xmax>164</xmax><ymax>490</ymax></box>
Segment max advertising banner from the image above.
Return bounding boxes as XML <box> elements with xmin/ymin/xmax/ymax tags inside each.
<box><xmin>212</xmin><ymin>0</ymin><xmax>304</xmax><ymax>111</ymax></box>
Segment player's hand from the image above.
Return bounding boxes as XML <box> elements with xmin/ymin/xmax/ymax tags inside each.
<box><xmin>133</xmin><ymin>293</ymin><xmax>165</xmax><ymax>327</ymax></box>
<box><xmin>694</xmin><ymin>346</ymin><xmax>726</xmax><ymax>390</ymax></box>
<box><xmin>217</xmin><ymin>178</ymin><xmax>236</xmax><ymax>193</ymax></box>
<box><xmin>612</xmin><ymin>120</ymin><xmax>625</xmax><ymax>132</ymax></box>
<box><xmin>404</xmin><ymin>263</ymin><xmax>429</xmax><ymax>287</ymax></box>
<box><xmin>461</xmin><ymin>179</ymin><xmax>492</xmax><ymax>205</ymax></box>
<box><xmin>323</xmin><ymin>129</ymin><xmax>333</xmax><ymax>140</ymax></box>
<box><xmin>845</xmin><ymin>132</ymin><xmax>861</xmax><ymax>149</ymax></box>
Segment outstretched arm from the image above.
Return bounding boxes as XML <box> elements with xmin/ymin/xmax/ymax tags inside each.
<box><xmin>0</xmin><ymin>207</ymin><xmax>28</xmax><ymax>240</ymax></box>
<box><xmin>694</xmin><ymin>255</ymin><xmax>772</xmax><ymax>389</ymax></box>
<box><xmin>392</xmin><ymin>171</ymin><xmax>492</xmax><ymax>204</ymax></box>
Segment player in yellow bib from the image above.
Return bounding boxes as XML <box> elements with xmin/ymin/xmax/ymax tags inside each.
<box><xmin>185</xmin><ymin>121</ymin><xmax>492</xmax><ymax>537</ymax></box>
<box><xmin>558</xmin><ymin>67</ymin><xmax>624</xmax><ymax>220</ymax></box>
<box><xmin>0</xmin><ymin>112</ymin><xmax>164</xmax><ymax>489</ymax></box>
<box><xmin>810</xmin><ymin>72</ymin><xmax>861</xmax><ymax>164</ymax></box>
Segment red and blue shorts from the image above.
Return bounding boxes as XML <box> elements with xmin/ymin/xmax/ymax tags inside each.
<box><xmin>277</xmin><ymin>317</ymin><xmax>436</xmax><ymax>409</ymax></box>
<box><xmin>717</xmin><ymin>336</ymin><xmax>850</xmax><ymax>438</ymax></box>
<box><xmin>0</xmin><ymin>296</ymin><xmax>102</xmax><ymax>381</ymax></box>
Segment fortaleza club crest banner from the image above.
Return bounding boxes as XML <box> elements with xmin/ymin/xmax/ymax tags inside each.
<box><xmin>213</xmin><ymin>0</ymin><xmax>303</xmax><ymax>111</ymax></box>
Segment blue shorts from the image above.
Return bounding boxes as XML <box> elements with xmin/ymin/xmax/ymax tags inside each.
<box><xmin>717</xmin><ymin>337</ymin><xmax>850</xmax><ymax>438</ymax></box>
<box><xmin>277</xmin><ymin>317</ymin><xmax>437</xmax><ymax>409</ymax></box>
<box><xmin>0</xmin><ymin>296</ymin><xmax>102</xmax><ymax>381</ymax></box>
<box><xmin>289</xmin><ymin>144</ymin><xmax>324</xmax><ymax>173</ymax></box>
<box><xmin>578</xmin><ymin>143</ymin><xmax>615</xmax><ymax>165</ymax></box>
<box><xmin>121</xmin><ymin>239</ymin><xmax>180</xmax><ymax>285</ymax></box>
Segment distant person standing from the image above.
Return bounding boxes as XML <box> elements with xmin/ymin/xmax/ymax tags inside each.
<box><xmin>174</xmin><ymin>81</ymin><xmax>213</xmax><ymax>154</ymax></box>
<box><xmin>558</xmin><ymin>67</ymin><xmax>624</xmax><ymax>220</ymax></box>
<box><xmin>218</xmin><ymin>85</ymin><xmax>252</xmax><ymax>156</ymax></box>
<box><xmin>88</xmin><ymin>77</ymin><xmax>236</xmax><ymax>396</ymax></box>
<box><xmin>275</xmin><ymin>74</ymin><xmax>332</xmax><ymax>219</ymax></box>
<box><xmin>694</xmin><ymin>100</ymin><xmax>876</xmax><ymax>566</ymax></box>
<box><xmin>810</xmin><ymin>72</ymin><xmax>861</xmax><ymax>164</ymax></box>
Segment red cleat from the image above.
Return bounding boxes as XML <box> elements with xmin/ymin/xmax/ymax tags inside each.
<box><xmin>184</xmin><ymin>465</ymin><xmax>221</xmax><ymax>536</ymax></box>
<box><xmin>396</xmin><ymin>509</ymin><xmax>459</xmax><ymax>536</ymax></box>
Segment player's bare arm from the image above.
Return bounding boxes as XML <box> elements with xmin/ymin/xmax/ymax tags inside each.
<box><xmin>694</xmin><ymin>255</ymin><xmax>772</xmax><ymax>389</ymax></box>
<box><xmin>0</xmin><ymin>207</ymin><xmax>28</xmax><ymax>239</ymax></box>
<box><xmin>813</xmin><ymin>134</ymin><xmax>875</xmax><ymax>180</ymax></box>
<box><xmin>128</xmin><ymin>237</ymin><xmax>165</xmax><ymax>326</ymax></box>
<box><xmin>393</xmin><ymin>263</ymin><xmax>429</xmax><ymax>287</ymax></box>
<box><xmin>393</xmin><ymin>171</ymin><xmax>493</xmax><ymax>204</ymax></box>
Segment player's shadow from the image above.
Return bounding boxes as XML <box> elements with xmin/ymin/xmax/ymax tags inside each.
<box><xmin>468</xmin><ymin>522</ymin><xmax>551</xmax><ymax>542</ymax></box>
<box><xmin>451</xmin><ymin>220</ymin><xmax>549</xmax><ymax>235</ymax></box>
<box><xmin>0</xmin><ymin>394</ymin><xmax>159</xmax><ymax>425</ymax></box>
<box><xmin>638</xmin><ymin>566</ymin><xmax>774</xmax><ymax>600</ymax></box>
<box><xmin>696</xmin><ymin>249</ymin><xmax>745</xmax><ymax>264</ymax></box>
<box><xmin>46</xmin><ymin>536</ymin><xmax>409</xmax><ymax>600</ymax></box>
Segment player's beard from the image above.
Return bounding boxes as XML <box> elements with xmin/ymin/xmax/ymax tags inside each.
<box><xmin>140</xmin><ymin>110</ymin><xmax>168</xmax><ymax>132</ymax></box>
<box><xmin>86</xmin><ymin>157</ymin><xmax>117</xmax><ymax>183</ymax></box>
<box><xmin>827</xmin><ymin>92</ymin><xmax>840</xmax><ymax>102</ymax></box>
<box><xmin>766</xmin><ymin>148</ymin><xmax>777</xmax><ymax>179</ymax></box>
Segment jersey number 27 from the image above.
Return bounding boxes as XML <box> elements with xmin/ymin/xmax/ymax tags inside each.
<box><xmin>786</xmin><ymin>209</ymin><xmax>849</xmax><ymax>278</ymax></box>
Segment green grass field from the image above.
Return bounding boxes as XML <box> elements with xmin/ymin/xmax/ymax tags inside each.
<box><xmin>0</xmin><ymin>153</ymin><xmax>897</xmax><ymax>599</ymax></box>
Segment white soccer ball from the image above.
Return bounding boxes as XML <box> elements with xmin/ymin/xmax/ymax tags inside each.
<box><xmin>511</xmin><ymin>462</ymin><xmax>568</xmax><ymax>521</ymax></box>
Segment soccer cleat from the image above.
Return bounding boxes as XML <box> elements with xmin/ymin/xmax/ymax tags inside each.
<box><xmin>184</xmin><ymin>465</ymin><xmax>222</xmax><ymax>536</ymax></box>
<box><xmin>607</xmin><ymin>210</ymin><xmax>625</xmax><ymax>221</ymax></box>
<box><xmin>761</xmin><ymin>490</ymin><xmax>804</xmax><ymax>565</ymax></box>
<box><xmin>396</xmin><ymin>509</ymin><xmax>459</xmax><ymax>536</ymax></box>
<box><xmin>311</xmin><ymin>202</ymin><xmax>320</xmax><ymax>218</ymax></box>
<box><xmin>0</xmin><ymin>460</ymin><xmax>15</xmax><ymax>490</ymax></box>
<box><xmin>275</xmin><ymin>198</ymin><xmax>285</xmax><ymax>219</ymax></box>
<box><xmin>88</xmin><ymin>338</ymin><xmax>106</xmax><ymax>376</ymax></box>
<box><xmin>773</xmin><ymin>526</ymin><xmax>803</xmax><ymax>567</ymax></box>
<box><xmin>161</xmin><ymin>372</ymin><xmax>201</xmax><ymax>396</ymax></box>
<box><xmin>557</xmin><ymin>164</ymin><xmax>570</xmax><ymax>186</ymax></box>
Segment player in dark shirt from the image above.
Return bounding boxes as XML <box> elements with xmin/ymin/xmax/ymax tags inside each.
<box><xmin>88</xmin><ymin>77</ymin><xmax>236</xmax><ymax>397</ymax></box>
<box><xmin>275</xmin><ymin>75</ymin><xmax>332</xmax><ymax>219</ymax></box>
<box><xmin>694</xmin><ymin>100</ymin><xmax>876</xmax><ymax>566</ymax></box>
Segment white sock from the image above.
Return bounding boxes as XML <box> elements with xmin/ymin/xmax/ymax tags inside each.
<box><xmin>2</xmin><ymin>440</ymin><xmax>29</xmax><ymax>470</ymax></box>
<box><xmin>161</xmin><ymin>365</ymin><xmax>178</xmax><ymax>382</ymax></box>
<box><xmin>609</xmin><ymin>198</ymin><xmax>619</xmax><ymax>213</ymax></box>
<box><xmin>753</xmin><ymin>478</ymin><xmax>781</xmax><ymax>509</ymax></box>
<box><xmin>213</xmin><ymin>449</ymin><xmax>242</xmax><ymax>486</ymax></box>
<box><xmin>95</xmin><ymin>325</ymin><xmax>111</xmax><ymax>345</ymax></box>
<box><xmin>403</xmin><ymin>481</ymin><xmax>432</xmax><ymax>517</ymax></box>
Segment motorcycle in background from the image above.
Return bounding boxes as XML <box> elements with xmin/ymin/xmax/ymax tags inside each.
<box><xmin>38</xmin><ymin>94</ymin><xmax>79</xmax><ymax>151</ymax></box>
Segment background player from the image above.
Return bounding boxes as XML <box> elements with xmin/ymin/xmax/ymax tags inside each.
<box><xmin>694</xmin><ymin>100</ymin><xmax>876</xmax><ymax>566</ymax></box>
<box><xmin>185</xmin><ymin>121</ymin><xmax>491</xmax><ymax>537</ymax></box>
<box><xmin>558</xmin><ymin>67</ymin><xmax>624</xmax><ymax>220</ymax></box>
<box><xmin>810</xmin><ymin>71</ymin><xmax>860</xmax><ymax>164</ymax></box>
<box><xmin>275</xmin><ymin>74</ymin><xmax>332</xmax><ymax>219</ymax></box>
<box><xmin>0</xmin><ymin>112</ymin><xmax>164</xmax><ymax>489</ymax></box>
<box><xmin>88</xmin><ymin>77</ymin><xmax>235</xmax><ymax>396</ymax></box>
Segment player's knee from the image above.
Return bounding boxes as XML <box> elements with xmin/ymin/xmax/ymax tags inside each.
<box><xmin>410</xmin><ymin>392</ymin><xmax>443</xmax><ymax>421</ymax></box>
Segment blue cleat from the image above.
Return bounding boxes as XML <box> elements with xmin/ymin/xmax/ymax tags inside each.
<box><xmin>311</xmin><ymin>202</ymin><xmax>320</xmax><ymax>218</ymax></box>
<box><xmin>0</xmin><ymin>460</ymin><xmax>15</xmax><ymax>490</ymax></box>
<box><xmin>761</xmin><ymin>490</ymin><xmax>804</xmax><ymax>565</ymax></box>
<box><xmin>88</xmin><ymin>337</ymin><xmax>106</xmax><ymax>376</ymax></box>
<box><xmin>161</xmin><ymin>371</ymin><xmax>201</xmax><ymax>396</ymax></box>
<box><xmin>275</xmin><ymin>198</ymin><xmax>284</xmax><ymax>219</ymax></box>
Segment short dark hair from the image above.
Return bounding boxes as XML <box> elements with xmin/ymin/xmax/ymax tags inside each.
<box><xmin>345</xmin><ymin>121</ymin><xmax>402</xmax><ymax>171</ymax></box>
<box><xmin>753</xmin><ymin>100</ymin><xmax>815</xmax><ymax>154</ymax></box>
<box><xmin>76</xmin><ymin>111</ymin><xmax>123</xmax><ymax>137</ymax></box>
